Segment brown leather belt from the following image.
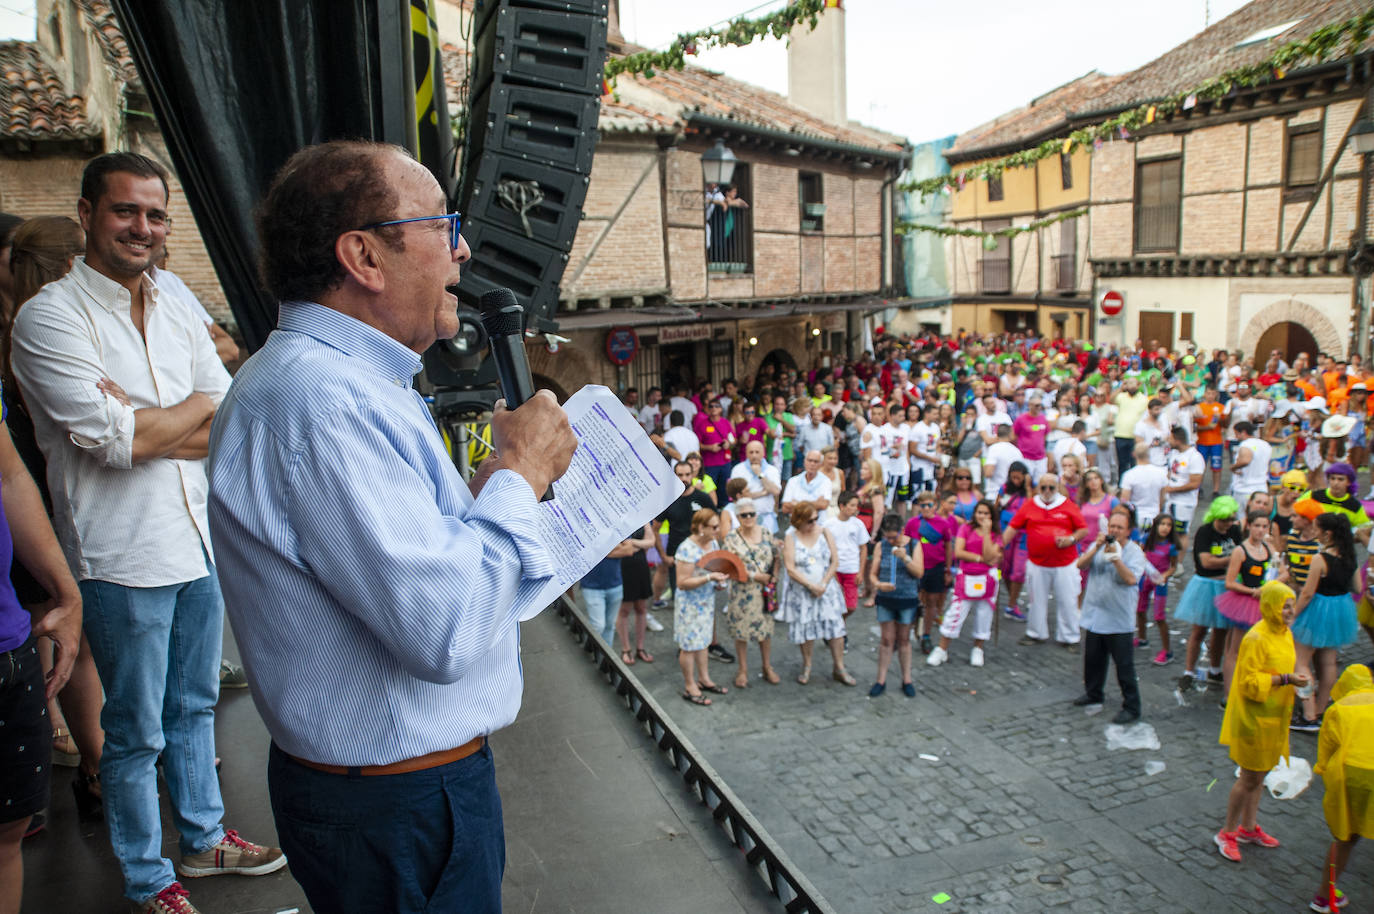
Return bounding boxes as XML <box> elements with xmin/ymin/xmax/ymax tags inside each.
<box><xmin>288</xmin><ymin>735</ymin><xmax>485</xmax><ymax>777</ymax></box>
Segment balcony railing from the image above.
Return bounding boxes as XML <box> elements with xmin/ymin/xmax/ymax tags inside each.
<box><xmin>980</xmin><ymin>259</ymin><xmax>1010</xmax><ymax>294</ymax></box>
<box><xmin>1136</xmin><ymin>204</ymin><xmax>1180</xmax><ymax>253</ymax></box>
<box><xmin>708</xmin><ymin>204</ymin><xmax>752</xmax><ymax>273</ymax></box>
<box><xmin>1053</xmin><ymin>253</ymin><xmax>1076</xmax><ymax>291</ymax></box>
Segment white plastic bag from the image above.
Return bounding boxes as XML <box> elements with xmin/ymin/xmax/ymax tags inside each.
<box><xmin>1104</xmin><ymin>721</ymin><xmax>1161</xmax><ymax>751</ymax></box>
<box><xmin>1232</xmin><ymin>757</ymin><xmax>1312</xmax><ymax>800</ymax></box>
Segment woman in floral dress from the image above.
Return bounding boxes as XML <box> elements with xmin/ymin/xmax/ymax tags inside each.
<box><xmin>777</xmin><ymin>502</ymin><xmax>856</xmax><ymax>686</ymax></box>
<box><xmin>674</xmin><ymin>508</ymin><xmax>730</xmax><ymax>705</ymax></box>
<box><xmin>724</xmin><ymin>503</ymin><xmax>780</xmax><ymax>688</ymax></box>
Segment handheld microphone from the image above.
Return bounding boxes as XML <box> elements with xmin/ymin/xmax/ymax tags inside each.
<box><xmin>479</xmin><ymin>288</ymin><xmax>554</xmax><ymax>502</ymax></box>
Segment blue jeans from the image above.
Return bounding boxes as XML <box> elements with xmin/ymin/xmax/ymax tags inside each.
<box><xmin>81</xmin><ymin>570</ymin><xmax>226</xmax><ymax>902</ymax></box>
<box><xmin>582</xmin><ymin>585</ymin><xmax>623</xmax><ymax>644</ymax></box>
<box><xmin>269</xmin><ymin>741</ymin><xmax>504</xmax><ymax>914</ymax></box>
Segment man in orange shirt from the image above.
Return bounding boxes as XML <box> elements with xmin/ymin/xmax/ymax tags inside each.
<box><xmin>1323</xmin><ymin>359</ymin><xmax>1348</xmax><ymax>396</ymax></box>
<box><xmin>1194</xmin><ymin>384</ymin><xmax>1226</xmax><ymax>498</ymax></box>
<box><xmin>1295</xmin><ymin>370</ymin><xmax>1321</xmax><ymax>403</ymax></box>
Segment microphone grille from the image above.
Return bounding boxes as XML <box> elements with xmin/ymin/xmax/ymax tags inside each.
<box><xmin>479</xmin><ymin>287</ymin><xmax>519</xmax><ymax>312</ymax></box>
<box><xmin>480</xmin><ymin>304</ymin><xmax>525</xmax><ymax>337</ymax></box>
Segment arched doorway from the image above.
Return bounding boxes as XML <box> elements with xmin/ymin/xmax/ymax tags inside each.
<box><xmin>754</xmin><ymin>347</ymin><xmax>799</xmax><ymax>389</ymax></box>
<box><xmin>1253</xmin><ymin>322</ymin><xmax>1318</xmax><ymax>368</ymax></box>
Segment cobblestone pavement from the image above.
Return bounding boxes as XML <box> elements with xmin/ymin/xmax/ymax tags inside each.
<box><xmin>609</xmin><ymin>484</ymin><xmax>1374</xmax><ymax>913</ymax></box>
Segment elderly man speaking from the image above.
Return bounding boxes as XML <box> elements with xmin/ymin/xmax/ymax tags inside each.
<box><xmin>207</xmin><ymin>141</ymin><xmax>577</xmax><ymax>913</ymax></box>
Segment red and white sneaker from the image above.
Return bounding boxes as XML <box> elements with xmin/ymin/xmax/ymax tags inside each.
<box><xmin>140</xmin><ymin>882</ymin><xmax>201</xmax><ymax>914</ymax></box>
<box><xmin>1213</xmin><ymin>829</ymin><xmax>1241</xmax><ymax>862</ymax></box>
<box><xmin>1236</xmin><ymin>824</ymin><xmax>1281</xmax><ymax>848</ymax></box>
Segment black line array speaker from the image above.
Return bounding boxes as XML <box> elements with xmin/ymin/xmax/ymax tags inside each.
<box><xmin>466</xmin><ymin>154</ymin><xmax>588</xmax><ymax>251</ymax></box>
<box><xmin>447</xmin><ymin>0</ymin><xmax>609</xmax><ymax>341</ymax></box>
<box><xmin>472</xmin><ymin>4</ymin><xmax>609</xmax><ymax>96</ymax></box>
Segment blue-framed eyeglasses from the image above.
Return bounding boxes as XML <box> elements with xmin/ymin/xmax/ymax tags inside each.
<box><xmin>358</xmin><ymin>211</ymin><xmax>462</xmax><ymax>249</ymax></box>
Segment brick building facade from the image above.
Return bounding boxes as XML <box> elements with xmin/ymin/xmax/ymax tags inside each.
<box><xmin>933</xmin><ymin>0</ymin><xmax>1374</xmax><ymax>364</ymax></box>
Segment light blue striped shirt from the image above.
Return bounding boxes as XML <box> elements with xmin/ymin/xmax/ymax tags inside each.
<box><xmin>207</xmin><ymin>302</ymin><xmax>553</xmax><ymax>766</ymax></box>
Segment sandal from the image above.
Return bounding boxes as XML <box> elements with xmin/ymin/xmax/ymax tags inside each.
<box><xmin>620</xmin><ymin>649</ymin><xmax>636</xmax><ymax>665</ymax></box>
<box><xmin>761</xmin><ymin>667</ymin><xmax>781</xmax><ymax>684</ymax></box>
<box><xmin>832</xmin><ymin>669</ymin><xmax>857</xmax><ymax>686</ymax></box>
<box><xmin>681</xmin><ymin>691</ymin><xmax>712</xmax><ymax>706</ymax></box>
<box><xmin>636</xmin><ymin>648</ymin><xmax>654</xmax><ymax>663</ymax></box>
<box><xmin>797</xmin><ymin>664</ymin><xmax>812</xmax><ymax>685</ymax></box>
<box><xmin>734</xmin><ymin>673</ymin><xmax>750</xmax><ymax>689</ymax></box>
<box><xmin>699</xmin><ymin>682</ymin><xmax>729</xmax><ymax>695</ymax></box>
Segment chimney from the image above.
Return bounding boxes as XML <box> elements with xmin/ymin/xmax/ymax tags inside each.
<box><xmin>607</xmin><ymin>0</ymin><xmax>624</xmax><ymax>50</ymax></box>
<box><xmin>787</xmin><ymin>0</ymin><xmax>846</xmax><ymax>126</ymax></box>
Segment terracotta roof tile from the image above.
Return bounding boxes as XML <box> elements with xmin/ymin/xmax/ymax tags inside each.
<box><xmin>948</xmin><ymin>71</ymin><xmax>1123</xmax><ymax>158</ymax></box>
<box><xmin>1083</xmin><ymin>0</ymin><xmax>1370</xmax><ymax>114</ymax></box>
<box><xmin>440</xmin><ymin>41</ymin><xmax>902</xmax><ymax>151</ymax></box>
<box><xmin>77</xmin><ymin>0</ymin><xmax>140</xmax><ymax>87</ymax></box>
<box><xmin>619</xmin><ymin>54</ymin><xmax>906</xmax><ymax>152</ymax></box>
<box><xmin>0</xmin><ymin>41</ymin><xmax>100</xmax><ymax>141</ymax></box>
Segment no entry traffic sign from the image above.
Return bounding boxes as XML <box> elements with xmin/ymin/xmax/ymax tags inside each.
<box><xmin>1100</xmin><ymin>290</ymin><xmax>1124</xmax><ymax>316</ymax></box>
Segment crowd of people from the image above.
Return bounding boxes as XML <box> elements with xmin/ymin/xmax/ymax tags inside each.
<box><xmin>0</xmin><ymin>144</ymin><xmax>1370</xmax><ymax>912</ymax></box>
<box><xmin>578</xmin><ymin>328</ymin><xmax>1374</xmax><ymax>910</ymax></box>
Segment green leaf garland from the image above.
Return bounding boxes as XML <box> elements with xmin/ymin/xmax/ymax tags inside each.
<box><xmin>900</xmin><ymin>7</ymin><xmax>1374</xmax><ymax>200</ymax></box>
<box><xmin>604</xmin><ymin>0</ymin><xmax>829</xmax><ymax>85</ymax></box>
<box><xmin>897</xmin><ymin>207</ymin><xmax>1087</xmax><ymax>240</ymax></box>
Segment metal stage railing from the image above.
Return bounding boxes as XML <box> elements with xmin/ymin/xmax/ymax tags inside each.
<box><xmin>553</xmin><ymin>595</ymin><xmax>837</xmax><ymax>914</ymax></box>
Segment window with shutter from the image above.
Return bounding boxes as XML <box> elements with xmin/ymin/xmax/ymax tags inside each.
<box><xmin>1135</xmin><ymin>157</ymin><xmax>1181</xmax><ymax>253</ymax></box>
<box><xmin>1285</xmin><ymin>127</ymin><xmax>1321</xmax><ymax>191</ymax></box>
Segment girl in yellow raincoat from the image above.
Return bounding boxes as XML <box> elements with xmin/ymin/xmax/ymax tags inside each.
<box><xmin>1309</xmin><ymin>663</ymin><xmax>1374</xmax><ymax>913</ymax></box>
<box><xmin>1214</xmin><ymin>580</ymin><xmax>1310</xmax><ymax>862</ymax></box>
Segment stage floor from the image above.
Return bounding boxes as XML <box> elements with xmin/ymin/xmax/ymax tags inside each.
<box><xmin>20</xmin><ymin>607</ymin><xmax>776</xmax><ymax>913</ymax></box>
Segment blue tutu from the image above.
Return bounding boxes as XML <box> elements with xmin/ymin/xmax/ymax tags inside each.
<box><xmin>1290</xmin><ymin>592</ymin><xmax>1359</xmax><ymax>649</ymax></box>
<box><xmin>1174</xmin><ymin>575</ymin><xmax>1233</xmax><ymax>629</ymax></box>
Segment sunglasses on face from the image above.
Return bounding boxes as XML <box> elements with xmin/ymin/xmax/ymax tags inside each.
<box><xmin>1038</xmin><ymin>484</ymin><xmax>1057</xmax><ymax>491</ymax></box>
<box><xmin>955</xmin><ymin>474</ymin><xmax>972</xmax><ymax>480</ymax></box>
<box><xmin>737</xmin><ymin>511</ymin><xmax>757</xmax><ymax>518</ymax></box>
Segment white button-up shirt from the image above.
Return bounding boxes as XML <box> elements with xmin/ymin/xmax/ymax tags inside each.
<box><xmin>11</xmin><ymin>258</ymin><xmax>231</xmax><ymax>586</ymax></box>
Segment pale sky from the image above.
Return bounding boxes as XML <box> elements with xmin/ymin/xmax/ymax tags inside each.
<box><xmin>0</xmin><ymin>0</ymin><xmax>1257</xmax><ymax>142</ymax></box>
<box><xmin>623</xmin><ymin>0</ymin><xmax>1254</xmax><ymax>142</ymax></box>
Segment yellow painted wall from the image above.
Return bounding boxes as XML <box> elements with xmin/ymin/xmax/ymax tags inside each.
<box><xmin>951</xmin><ymin>146</ymin><xmax>1090</xmax><ymax>223</ymax></box>
<box><xmin>950</xmin><ymin>159</ymin><xmax>1038</xmax><ymax>220</ymax></box>
<box><xmin>1036</xmin><ymin>148</ymin><xmax>1092</xmax><ymax>211</ymax></box>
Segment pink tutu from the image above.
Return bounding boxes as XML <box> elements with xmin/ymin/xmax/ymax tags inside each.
<box><xmin>1215</xmin><ymin>590</ymin><xmax>1261</xmax><ymax>627</ymax></box>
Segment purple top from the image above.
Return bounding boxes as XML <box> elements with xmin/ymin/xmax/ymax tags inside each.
<box><xmin>1079</xmin><ymin>494</ymin><xmax>1119</xmax><ymax>543</ymax></box>
<box><xmin>906</xmin><ymin>513</ymin><xmax>959</xmax><ymax>567</ymax></box>
<box><xmin>1012</xmin><ymin>413</ymin><xmax>1049</xmax><ymax>460</ymax></box>
<box><xmin>735</xmin><ymin>417</ymin><xmax>769</xmax><ymax>460</ymax></box>
<box><xmin>0</xmin><ymin>395</ymin><xmax>32</xmax><ymax>652</ymax></box>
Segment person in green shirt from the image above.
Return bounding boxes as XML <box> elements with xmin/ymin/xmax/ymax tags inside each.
<box><xmin>1178</xmin><ymin>355</ymin><xmax>1207</xmax><ymax>389</ymax></box>
<box><xmin>766</xmin><ymin>393</ymin><xmax>798</xmax><ymax>476</ymax></box>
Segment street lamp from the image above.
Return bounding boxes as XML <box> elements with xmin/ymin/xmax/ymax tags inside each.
<box><xmin>1349</xmin><ymin>116</ymin><xmax>1374</xmax><ymax>154</ymax></box>
<box><xmin>701</xmin><ymin>138</ymin><xmax>737</xmax><ymax>186</ymax></box>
